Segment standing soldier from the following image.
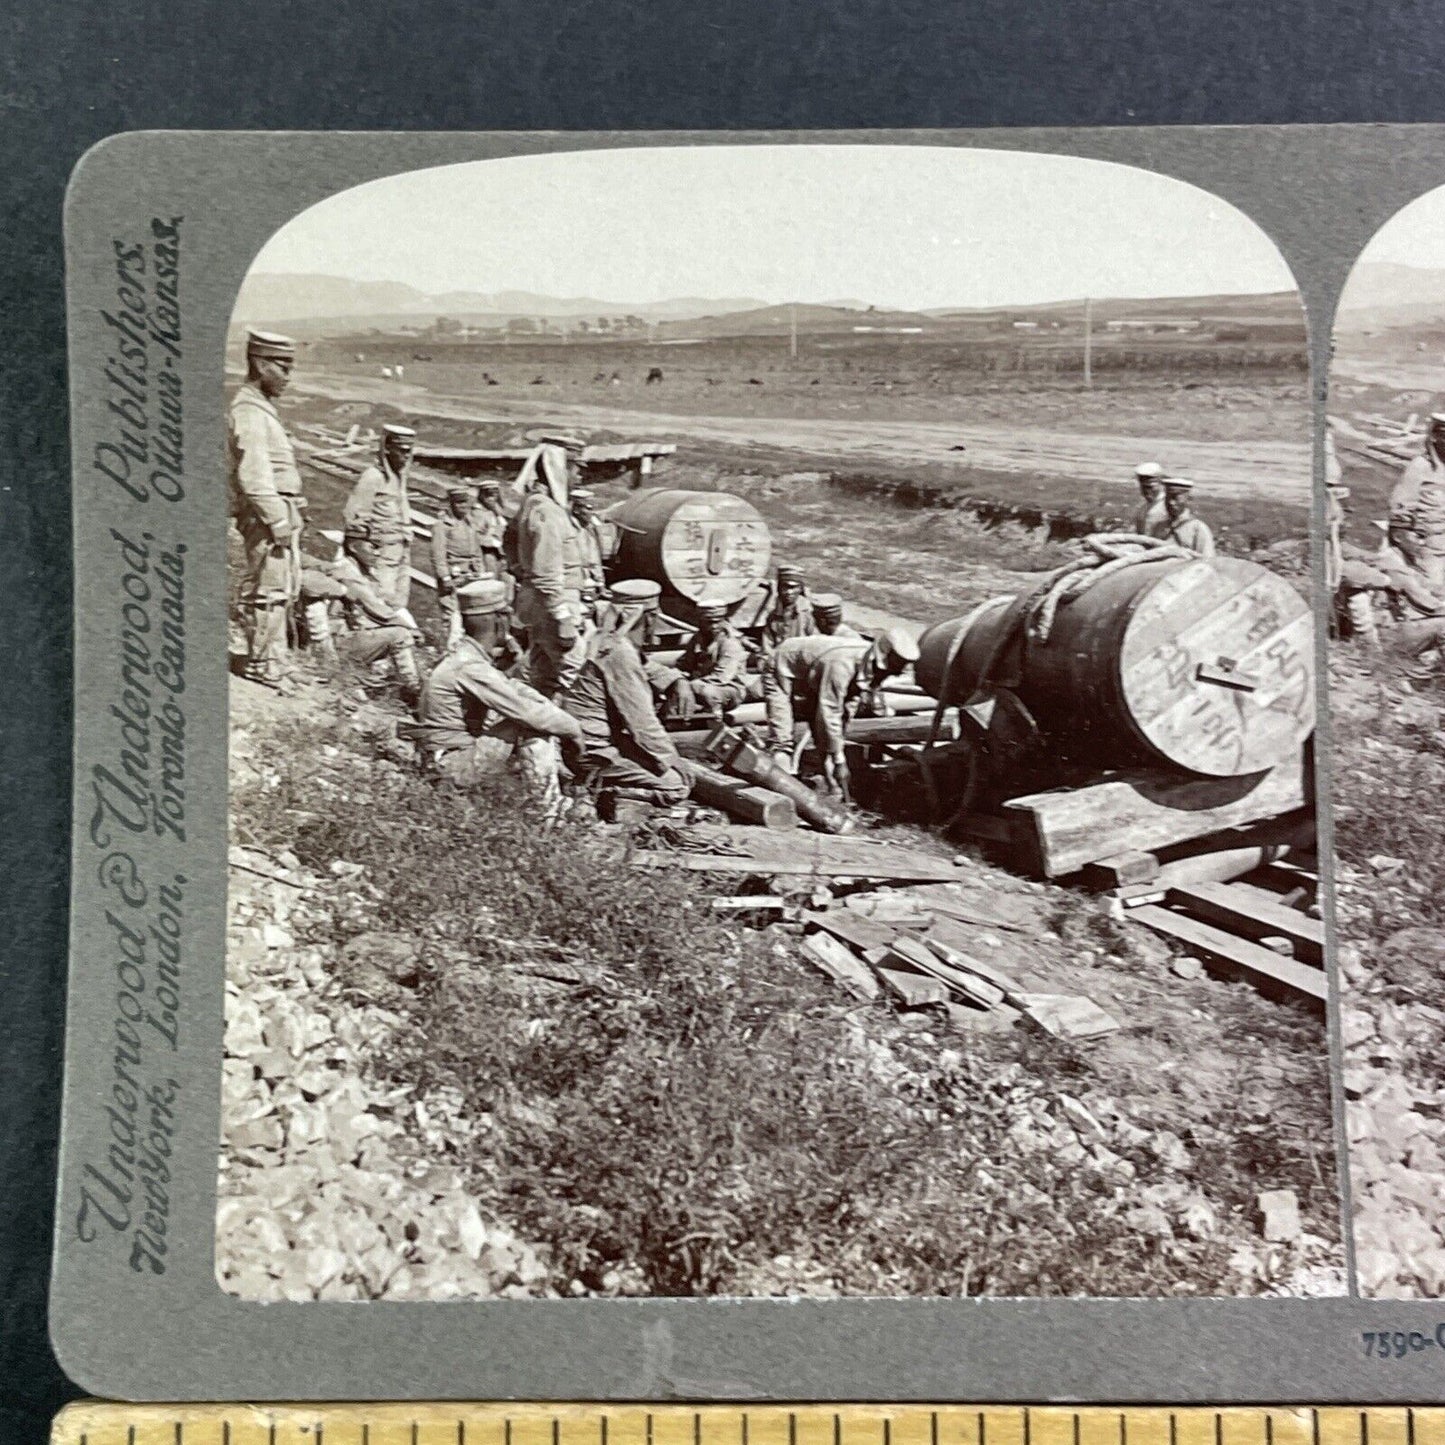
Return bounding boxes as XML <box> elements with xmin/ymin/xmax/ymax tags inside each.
<box><xmin>404</xmin><ymin>577</ymin><xmax>583</xmax><ymax>812</ymax></box>
<box><xmin>513</xmin><ymin>435</ymin><xmax>590</xmax><ymax>696</ymax></box>
<box><xmin>1390</xmin><ymin>412</ymin><xmax>1445</xmax><ymax>585</ymax></box>
<box><xmin>765</xmin><ymin>629</ymin><xmax>920</xmax><ymax>796</ymax></box>
<box><xmin>474</xmin><ymin>478</ymin><xmax>509</xmax><ymax>573</ymax></box>
<box><xmin>651</xmin><ymin>602</ymin><xmax>751</xmax><ymax>723</ymax></box>
<box><xmin>1161</xmin><ymin>477</ymin><xmax>1215</xmax><ymax>556</ymax></box>
<box><xmin>431</xmin><ymin>484</ymin><xmax>496</xmax><ymax>649</ymax></box>
<box><xmin>1132</xmin><ymin>462</ymin><xmax>1168</xmax><ymax>537</ymax></box>
<box><xmin>228</xmin><ymin>330</ymin><xmax>305</xmax><ymax>690</ymax></box>
<box><xmin>343</xmin><ymin>423</ymin><xmax>416</xmax><ymax>610</ymax></box>
<box><xmin>570</xmin><ymin>486</ymin><xmax>610</xmax><ymax>595</ymax></box>
<box><xmin>561</xmin><ymin>579</ymin><xmax>694</xmax><ymax>808</ymax></box>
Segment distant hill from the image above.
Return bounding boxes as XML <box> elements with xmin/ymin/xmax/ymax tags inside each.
<box><xmin>232</xmin><ymin>273</ymin><xmax>769</xmax><ymax>328</ymax></box>
<box><xmin>926</xmin><ymin>291</ymin><xmax>1302</xmax><ymax>323</ymax></box>
<box><xmin>1338</xmin><ymin>262</ymin><xmax>1445</xmax><ymax>316</ymax></box>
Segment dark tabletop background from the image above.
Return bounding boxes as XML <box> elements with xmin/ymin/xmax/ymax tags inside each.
<box><xmin>4</xmin><ymin>1</ymin><xmax>1445</xmax><ymax>1439</ymax></box>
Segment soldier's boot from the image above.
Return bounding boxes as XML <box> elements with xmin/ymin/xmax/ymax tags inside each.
<box><xmin>245</xmin><ymin>601</ymin><xmax>294</xmax><ymax>691</ymax></box>
<box><xmin>302</xmin><ymin>601</ymin><xmax>340</xmax><ymax>664</ymax></box>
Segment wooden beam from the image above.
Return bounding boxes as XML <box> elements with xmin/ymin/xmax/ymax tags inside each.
<box><xmin>1165</xmin><ymin>880</ymin><xmax>1323</xmax><ymax>963</ymax></box>
<box><xmin>1127</xmin><ymin>904</ymin><xmax>1326</xmax><ymax>1006</ymax></box>
<box><xmin>799</xmin><ymin>933</ymin><xmax>880</xmax><ymax>1001</ymax></box>
<box><xmin>689</xmin><ymin>764</ymin><xmax>798</xmax><ymax>830</ymax></box>
<box><xmin>1002</xmin><ymin>752</ymin><xmax>1308</xmax><ymax>878</ymax></box>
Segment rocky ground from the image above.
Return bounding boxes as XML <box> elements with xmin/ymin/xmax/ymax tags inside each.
<box><xmin>1331</xmin><ymin>649</ymin><xmax>1445</xmax><ymax>1296</ymax></box>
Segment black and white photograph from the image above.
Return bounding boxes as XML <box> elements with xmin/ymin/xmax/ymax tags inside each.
<box><xmin>216</xmin><ymin>144</ymin><xmax>1336</xmax><ymax>1303</ymax></box>
<box><xmin>1327</xmin><ymin>186</ymin><xmax>1445</xmax><ymax>1298</ymax></box>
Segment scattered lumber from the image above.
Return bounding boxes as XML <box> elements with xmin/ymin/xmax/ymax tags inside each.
<box><xmin>724</xmin><ymin>693</ymin><xmax>939</xmax><ymax>727</ymax></box>
<box><xmin>711</xmin><ymin>896</ymin><xmax>791</xmax><ymax>914</ymax></box>
<box><xmin>807</xmin><ymin>908</ymin><xmax>896</xmax><ymax>960</ymax></box>
<box><xmin>895</xmin><ymin>884</ymin><xmax>1035</xmax><ymax>932</ymax></box>
<box><xmin>923</xmin><ymin>929</ymin><xmax>1026</xmax><ymax>997</ymax></box>
<box><xmin>1128</xmin><ymin>904</ymin><xmax>1325</xmax><ymax>1006</ymax></box>
<box><xmin>689</xmin><ymin>764</ymin><xmax>798</xmax><ymax>830</ymax></box>
<box><xmin>800</xmin><ymin>933</ymin><xmax>880</xmax><ymax>1001</ymax></box>
<box><xmin>845</xmin><ymin>714</ymin><xmax>959</xmax><ymax>746</ymax></box>
<box><xmin>887</xmin><ymin>937</ymin><xmax>1005</xmax><ymax>1009</ymax></box>
<box><xmin>1003</xmin><ymin>752</ymin><xmax>1308</xmax><ymax>878</ymax></box>
<box><xmin>875</xmin><ymin>966</ymin><xmax>950</xmax><ymax>1008</ymax></box>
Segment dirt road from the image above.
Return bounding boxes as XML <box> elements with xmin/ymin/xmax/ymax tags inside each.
<box><xmin>292</xmin><ymin>371</ymin><xmax>1309</xmax><ymax>505</ymax></box>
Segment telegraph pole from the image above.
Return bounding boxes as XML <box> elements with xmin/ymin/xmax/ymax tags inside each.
<box><xmin>1083</xmin><ymin>296</ymin><xmax>1093</xmax><ymax>388</ymax></box>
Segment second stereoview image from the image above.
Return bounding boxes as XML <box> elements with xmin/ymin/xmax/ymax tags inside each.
<box><xmin>218</xmin><ymin>144</ymin><xmax>1333</xmax><ymax>1303</ymax></box>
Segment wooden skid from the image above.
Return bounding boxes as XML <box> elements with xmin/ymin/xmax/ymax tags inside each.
<box><xmin>1002</xmin><ymin>752</ymin><xmax>1308</xmax><ymax>877</ymax></box>
<box><xmin>1166</xmin><ymin>880</ymin><xmax>1323</xmax><ymax>963</ymax></box>
<box><xmin>1128</xmin><ymin>904</ymin><xmax>1326</xmax><ymax>1005</ymax></box>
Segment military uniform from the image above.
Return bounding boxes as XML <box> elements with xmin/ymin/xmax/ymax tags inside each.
<box><xmin>432</xmin><ymin>491</ymin><xmax>508</xmax><ymax>648</ymax></box>
<box><xmin>344</xmin><ymin>426</ymin><xmax>415</xmax><ymax>610</ymax></box>
<box><xmin>513</xmin><ymin>442</ymin><xmax>590</xmax><ymax>696</ymax></box>
<box><xmin>764</xmin><ymin>633</ymin><xmax>873</xmax><ymax>759</ymax></box>
<box><xmin>562</xmin><ymin>581</ymin><xmax>692</xmax><ymax>805</ymax></box>
<box><xmin>1378</xmin><ymin>538</ymin><xmax>1445</xmax><ymax>675</ymax></box>
<box><xmin>1390</xmin><ymin>446</ymin><xmax>1445</xmax><ymax>586</ymax></box>
<box><xmin>651</xmin><ymin>614</ymin><xmax>751</xmax><ymax>721</ymax></box>
<box><xmin>409</xmin><ymin>635</ymin><xmax>581</xmax><ymax>804</ymax></box>
<box><xmin>299</xmin><ymin>558</ymin><xmax>420</xmax><ymax>693</ymax></box>
<box><xmin>1134</xmin><ymin>498</ymin><xmax>1169</xmax><ymax>538</ymax></box>
<box><xmin>1165</xmin><ymin>515</ymin><xmax>1215</xmax><ymax>556</ymax></box>
<box><xmin>228</xmin><ymin>335</ymin><xmax>305</xmax><ymax>684</ymax></box>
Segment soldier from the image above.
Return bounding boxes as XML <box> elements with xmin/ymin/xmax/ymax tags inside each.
<box><xmin>431</xmin><ymin>484</ymin><xmax>498</xmax><ymax>649</ymax></box>
<box><xmin>228</xmin><ymin>330</ymin><xmax>306</xmax><ymax>690</ymax></box>
<box><xmin>570</xmin><ymin>486</ymin><xmax>610</xmax><ymax>594</ymax></box>
<box><xmin>651</xmin><ymin>602</ymin><xmax>751</xmax><ymax>723</ymax></box>
<box><xmin>561</xmin><ymin>579</ymin><xmax>694</xmax><ymax>807</ymax></box>
<box><xmin>1389</xmin><ymin>413</ymin><xmax>1445</xmax><ymax>586</ymax></box>
<box><xmin>298</xmin><ymin>556</ymin><xmax>422</xmax><ymax>700</ymax></box>
<box><xmin>513</xmin><ymin>434</ymin><xmax>590</xmax><ymax>696</ymax></box>
<box><xmin>474</xmin><ymin>478</ymin><xmax>509</xmax><ymax>568</ymax></box>
<box><xmin>759</xmin><ymin>564</ymin><xmax>815</xmax><ymax>651</ymax></box>
<box><xmin>1377</xmin><ymin>520</ymin><xmax>1445</xmax><ymax>681</ymax></box>
<box><xmin>1132</xmin><ymin>462</ymin><xmax>1168</xmax><ymax>537</ymax></box>
<box><xmin>765</xmin><ymin>628</ymin><xmax>921</xmax><ymax>796</ymax></box>
<box><xmin>809</xmin><ymin>592</ymin><xmax>860</xmax><ymax>638</ymax></box>
<box><xmin>1161</xmin><ymin>477</ymin><xmax>1215</xmax><ymax>556</ymax></box>
<box><xmin>404</xmin><ymin>577</ymin><xmax>583</xmax><ymax>810</ymax></box>
<box><xmin>343</xmin><ymin>423</ymin><xmax>416</xmax><ymax>610</ymax></box>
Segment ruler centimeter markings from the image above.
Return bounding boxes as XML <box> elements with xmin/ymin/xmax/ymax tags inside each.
<box><xmin>48</xmin><ymin>1409</ymin><xmax>1445</xmax><ymax>1445</ymax></box>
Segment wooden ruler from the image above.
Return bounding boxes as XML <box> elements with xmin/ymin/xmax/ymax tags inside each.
<box><xmin>48</xmin><ymin>1405</ymin><xmax>1445</xmax><ymax>1445</ymax></box>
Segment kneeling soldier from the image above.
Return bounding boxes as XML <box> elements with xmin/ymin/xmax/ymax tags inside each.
<box><xmin>561</xmin><ymin>579</ymin><xmax>694</xmax><ymax>807</ymax></box>
<box><xmin>298</xmin><ymin>556</ymin><xmax>422</xmax><ymax>699</ymax></box>
<box><xmin>405</xmin><ymin>577</ymin><xmax>582</xmax><ymax>811</ymax></box>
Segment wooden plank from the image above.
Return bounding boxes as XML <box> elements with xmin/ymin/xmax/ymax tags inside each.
<box><xmin>1127</xmin><ymin>904</ymin><xmax>1326</xmax><ymax>1005</ymax></box>
<box><xmin>689</xmin><ymin>764</ymin><xmax>798</xmax><ymax>830</ymax></box>
<box><xmin>922</xmin><ymin>928</ymin><xmax>1026</xmax><ymax>997</ymax></box>
<box><xmin>631</xmin><ymin>851</ymin><xmax>966</xmax><ymax>882</ymax></box>
<box><xmin>808</xmin><ymin>909</ymin><xmax>898</xmax><ymax>956</ymax></box>
<box><xmin>1002</xmin><ymin>752</ymin><xmax>1307</xmax><ymax>877</ymax></box>
<box><xmin>875</xmin><ymin>966</ymin><xmax>950</xmax><ymax>1008</ymax></box>
<box><xmin>799</xmin><ymin>933</ymin><xmax>880</xmax><ymax>1001</ymax></box>
<box><xmin>887</xmin><ymin>938</ymin><xmax>1005</xmax><ymax>1009</ymax></box>
<box><xmin>1081</xmin><ymin>850</ymin><xmax>1160</xmax><ymax>890</ymax></box>
<box><xmin>1166</xmin><ymin>880</ymin><xmax>1324</xmax><ymax>962</ymax></box>
<box><xmin>896</xmin><ymin>884</ymin><xmax>1035</xmax><ymax>932</ymax></box>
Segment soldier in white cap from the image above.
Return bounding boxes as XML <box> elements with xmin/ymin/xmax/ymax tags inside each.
<box><xmin>228</xmin><ymin>330</ymin><xmax>305</xmax><ymax>689</ymax></box>
<box><xmin>404</xmin><ymin>576</ymin><xmax>583</xmax><ymax>812</ymax></box>
<box><xmin>765</xmin><ymin>628</ymin><xmax>920</xmax><ymax>796</ymax></box>
<box><xmin>343</xmin><ymin>423</ymin><xmax>416</xmax><ymax>610</ymax></box>
<box><xmin>1132</xmin><ymin>462</ymin><xmax>1168</xmax><ymax>537</ymax></box>
<box><xmin>431</xmin><ymin>483</ymin><xmax>507</xmax><ymax>649</ymax></box>
<box><xmin>1162</xmin><ymin>477</ymin><xmax>1215</xmax><ymax>556</ymax></box>
<box><xmin>560</xmin><ymin>578</ymin><xmax>694</xmax><ymax>807</ymax></box>
<box><xmin>650</xmin><ymin>600</ymin><xmax>751</xmax><ymax>723</ymax></box>
<box><xmin>1390</xmin><ymin>412</ymin><xmax>1445</xmax><ymax>585</ymax></box>
<box><xmin>512</xmin><ymin>435</ymin><xmax>590</xmax><ymax>696</ymax></box>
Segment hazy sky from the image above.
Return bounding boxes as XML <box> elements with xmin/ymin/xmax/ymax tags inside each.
<box><xmin>1355</xmin><ymin>185</ymin><xmax>1445</xmax><ymax>267</ymax></box>
<box><xmin>250</xmin><ymin>145</ymin><xmax>1297</xmax><ymax>310</ymax></box>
